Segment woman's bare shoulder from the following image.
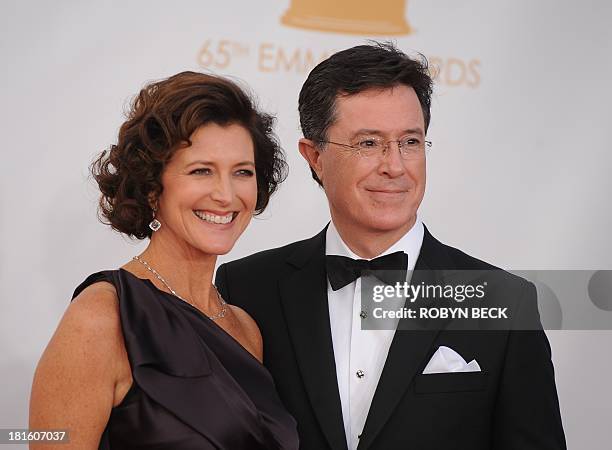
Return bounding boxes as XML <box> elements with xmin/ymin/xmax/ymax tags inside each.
<box><xmin>29</xmin><ymin>281</ymin><xmax>127</xmax><ymax>447</ymax></box>
<box><xmin>66</xmin><ymin>281</ymin><xmax>121</xmax><ymax>333</ymax></box>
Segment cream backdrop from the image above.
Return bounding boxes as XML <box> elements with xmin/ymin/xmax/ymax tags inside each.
<box><xmin>1</xmin><ymin>0</ymin><xmax>611</xmax><ymax>448</ymax></box>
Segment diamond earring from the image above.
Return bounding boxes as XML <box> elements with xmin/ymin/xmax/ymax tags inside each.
<box><xmin>149</xmin><ymin>218</ymin><xmax>161</xmax><ymax>232</ymax></box>
<box><xmin>149</xmin><ymin>205</ymin><xmax>161</xmax><ymax>232</ymax></box>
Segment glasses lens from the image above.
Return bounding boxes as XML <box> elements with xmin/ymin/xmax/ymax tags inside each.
<box><xmin>353</xmin><ymin>137</ymin><xmax>381</xmax><ymax>157</ymax></box>
<box><xmin>398</xmin><ymin>140</ymin><xmax>427</xmax><ymax>159</ymax></box>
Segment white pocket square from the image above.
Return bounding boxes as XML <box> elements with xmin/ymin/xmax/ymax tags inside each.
<box><xmin>422</xmin><ymin>346</ymin><xmax>481</xmax><ymax>374</ymax></box>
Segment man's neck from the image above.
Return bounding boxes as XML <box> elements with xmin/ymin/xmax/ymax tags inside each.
<box><xmin>330</xmin><ymin>215</ymin><xmax>417</xmax><ymax>259</ymax></box>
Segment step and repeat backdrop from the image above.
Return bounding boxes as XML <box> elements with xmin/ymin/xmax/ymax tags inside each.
<box><xmin>1</xmin><ymin>0</ymin><xmax>611</xmax><ymax>448</ymax></box>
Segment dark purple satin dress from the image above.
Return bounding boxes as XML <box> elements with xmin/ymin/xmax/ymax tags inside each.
<box><xmin>73</xmin><ymin>269</ymin><xmax>298</xmax><ymax>450</ymax></box>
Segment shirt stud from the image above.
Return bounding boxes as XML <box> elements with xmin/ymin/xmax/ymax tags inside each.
<box><xmin>356</xmin><ymin>369</ymin><xmax>365</xmax><ymax>379</ymax></box>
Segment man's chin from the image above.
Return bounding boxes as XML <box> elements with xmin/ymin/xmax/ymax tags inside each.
<box><xmin>362</xmin><ymin>215</ymin><xmax>417</xmax><ymax>234</ymax></box>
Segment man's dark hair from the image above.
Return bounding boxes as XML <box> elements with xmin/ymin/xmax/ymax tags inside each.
<box><xmin>298</xmin><ymin>42</ymin><xmax>433</xmax><ymax>185</ymax></box>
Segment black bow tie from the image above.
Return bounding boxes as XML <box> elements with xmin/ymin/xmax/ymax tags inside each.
<box><xmin>326</xmin><ymin>251</ymin><xmax>408</xmax><ymax>291</ymax></box>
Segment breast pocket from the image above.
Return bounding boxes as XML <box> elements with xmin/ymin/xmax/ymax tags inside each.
<box><xmin>414</xmin><ymin>372</ymin><xmax>488</xmax><ymax>394</ymax></box>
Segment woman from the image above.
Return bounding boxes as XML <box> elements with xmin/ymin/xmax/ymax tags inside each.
<box><xmin>29</xmin><ymin>72</ymin><xmax>298</xmax><ymax>449</ymax></box>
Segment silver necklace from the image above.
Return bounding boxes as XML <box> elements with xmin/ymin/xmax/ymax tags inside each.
<box><xmin>132</xmin><ymin>255</ymin><xmax>227</xmax><ymax>321</ymax></box>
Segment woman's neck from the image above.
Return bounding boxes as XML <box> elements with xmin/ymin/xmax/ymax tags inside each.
<box><xmin>123</xmin><ymin>232</ymin><xmax>219</xmax><ymax>312</ymax></box>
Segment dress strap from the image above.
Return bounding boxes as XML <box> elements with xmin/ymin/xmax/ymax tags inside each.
<box><xmin>72</xmin><ymin>271</ymin><xmax>114</xmax><ymax>300</ymax></box>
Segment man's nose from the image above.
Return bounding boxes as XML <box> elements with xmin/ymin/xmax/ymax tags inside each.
<box><xmin>378</xmin><ymin>142</ymin><xmax>406</xmax><ymax>177</ymax></box>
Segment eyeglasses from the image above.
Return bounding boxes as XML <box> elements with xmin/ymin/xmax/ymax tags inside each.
<box><xmin>318</xmin><ymin>136</ymin><xmax>432</xmax><ymax>160</ymax></box>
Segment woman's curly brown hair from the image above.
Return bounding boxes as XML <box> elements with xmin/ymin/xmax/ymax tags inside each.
<box><xmin>91</xmin><ymin>71</ymin><xmax>288</xmax><ymax>239</ymax></box>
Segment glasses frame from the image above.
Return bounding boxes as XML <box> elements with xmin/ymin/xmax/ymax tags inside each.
<box><xmin>317</xmin><ymin>138</ymin><xmax>432</xmax><ymax>159</ymax></box>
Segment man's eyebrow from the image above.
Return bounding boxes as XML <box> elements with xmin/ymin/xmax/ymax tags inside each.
<box><xmin>402</xmin><ymin>128</ymin><xmax>425</xmax><ymax>136</ymax></box>
<box><xmin>351</xmin><ymin>128</ymin><xmax>425</xmax><ymax>136</ymax></box>
<box><xmin>351</xmin><ymin>129</ymin><xmax>384</xmax><ymax>136</ymax></box>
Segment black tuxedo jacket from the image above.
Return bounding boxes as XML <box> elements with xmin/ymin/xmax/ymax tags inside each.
<box><xmin>215</xmin><ymin>226</ymin><xmax>566</xmax><ymax>450</ymax></box>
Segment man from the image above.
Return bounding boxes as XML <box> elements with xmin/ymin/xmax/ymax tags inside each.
<box><xmin>216</xmin><ymin>42</ymin><xmax>566</xmax><ymax>449</ymax></box>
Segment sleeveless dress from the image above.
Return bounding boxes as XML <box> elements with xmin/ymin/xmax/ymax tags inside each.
<box><xmin>72</xmin><ymin>269</ymin><xmax>299</xmax><ymax>450</ymax></box>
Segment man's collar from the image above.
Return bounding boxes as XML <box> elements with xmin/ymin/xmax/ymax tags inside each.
<box><xmin>325</xmin><ymin>218</ymin><xmax>424</xmax><ymax>271</ymax></box>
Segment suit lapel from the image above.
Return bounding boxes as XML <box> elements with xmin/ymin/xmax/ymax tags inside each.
<box><xmin>357</xmin><ymin>227</ymin><xmax>455</xmax><ymax>450</ymax></box>
<box><xmin>279</xmin><ymin>228</ymin><xmax>348</xmax><ymax>450</ymax></box>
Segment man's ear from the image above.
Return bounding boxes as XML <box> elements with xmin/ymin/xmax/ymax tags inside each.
<box><xmin>298</xmin><ymin>138</ymin><xmax>324</xmax><ymax>184</ymax></box>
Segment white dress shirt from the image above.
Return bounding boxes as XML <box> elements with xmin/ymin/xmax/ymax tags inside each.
<box><xmin>325</xmin><ymin>219</ymin><xmax>424</xmax><ymax>450</ymax></box>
